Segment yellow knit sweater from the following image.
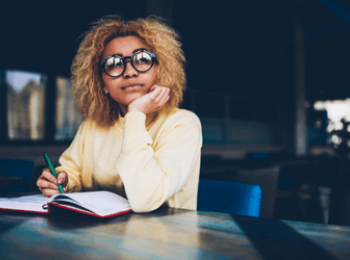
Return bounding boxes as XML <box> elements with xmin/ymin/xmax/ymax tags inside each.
<box><xmin>55</xmin><ymin>108</ymin><xmax>202</xmax><ymax>212</ymax></box>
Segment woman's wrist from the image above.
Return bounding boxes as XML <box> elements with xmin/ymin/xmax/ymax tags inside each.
<box><xmin>127</xmin><ymin>108</ymin><xmax>146</xmax><ymax>114</ymax></box>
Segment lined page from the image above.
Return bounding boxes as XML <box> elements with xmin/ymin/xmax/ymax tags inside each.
<box><xmin>0</xmin><ymin>194</ymin><xmax>48</xmax><ymax>213</ymax></box>
<box><xmin>50</xmin><ymin>191</ymin><xmax>131</xmax><ymax>216</ymax></box>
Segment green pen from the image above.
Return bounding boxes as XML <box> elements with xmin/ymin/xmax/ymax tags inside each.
<box><xmin>43</xmin><ymin>152</ymin><xmax>65</xmax><ymax>193</ymax></box>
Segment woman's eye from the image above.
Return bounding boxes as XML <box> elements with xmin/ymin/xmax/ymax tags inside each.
<box><xmin>110</xmin><ymin>62</ymin><xmax>122</xmax><ymax>68</ymax></box>
<box><xmin>138</xmin><ymin>58</ymin><xmax>150</xmax><ymax>63</ymax></box>
<box><xmin>135</xmin><ymin>53</ymin><xmax>151</xmax><ymax>64</ymax></box>
<box><xmin>107</xmin><ymin>58</ymin><xmax>123</xmax><ymax>68</ymax></box>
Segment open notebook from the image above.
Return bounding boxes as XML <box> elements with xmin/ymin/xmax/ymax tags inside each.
<box><xmin>0</xmin><ymin>191</ymin><xmax>132</xmax><ymax>218</ymax></box>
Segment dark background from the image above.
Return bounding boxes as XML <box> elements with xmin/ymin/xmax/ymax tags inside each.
<box><xmin>1</xmin><ymin>0</ymin><xmax>350</xmax><ymax>104</ymax></box>
<box><xmin>1</xmin><ymin>0</ymin><xmax>350</xmax><ymax>225</ymax></box>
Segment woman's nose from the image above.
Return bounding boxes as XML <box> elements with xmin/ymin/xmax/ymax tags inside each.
<box><xmin>123</xmin><ymin>60</ymin><xmax>138</xmax><ymax>78</ymax></box>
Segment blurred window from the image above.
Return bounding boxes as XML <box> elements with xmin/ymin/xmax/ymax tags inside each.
<box><xmin>55</xmin><ymin>77</ymin><xmax>83</xmax><ymax>140</ymax></box>
<box><xmin>5</xmin><ymin>70</ymin><xmax>47</xmax><ymax>140</ymax></box>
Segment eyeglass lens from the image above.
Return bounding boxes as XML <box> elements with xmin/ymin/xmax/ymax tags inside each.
<box><xmin>104</xmin><ymin>51</ymin><xmax>153</xmax><ymax>77</ymax></box>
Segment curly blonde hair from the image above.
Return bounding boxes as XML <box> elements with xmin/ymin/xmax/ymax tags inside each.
<box><xmin>71</xmin><ymin>15</ymin><xmax>186</xmax><ymax>128</ymax></box>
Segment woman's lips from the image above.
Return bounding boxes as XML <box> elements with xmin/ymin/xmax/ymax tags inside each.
<box><xmin>122</xmin><ymin>84</ymin><xmax>143</xmax><ymax>90</ymax></box>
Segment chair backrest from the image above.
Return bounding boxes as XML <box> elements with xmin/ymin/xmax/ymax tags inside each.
<box><xmin>0</xmin><ymin>158</ymin><xmax>34</xmax><ymax>193</ymax></box>
<box><xmin>197</xmin><ymin>179</ymin><xmax>262</xmax><ymax>217</ymax></box>
<box><xmin>230</xmin><ymin>166</ymin><xmax>280</xmax><ymax>218</ymax></box>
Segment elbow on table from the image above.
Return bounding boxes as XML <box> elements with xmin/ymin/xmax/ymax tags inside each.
<box><xmin>129</xmin><ymin>199</ymin><xmax>164</xmax><ymax>213</ymax></box>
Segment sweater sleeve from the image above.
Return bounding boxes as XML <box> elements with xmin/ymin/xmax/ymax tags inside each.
<box><xmin>55</xmin><ymin>120</ymin><xmax>87</xmax><ymax>193</ymax></box>
<box><xmin>116</xmin><ymin>111</ymin><xmax>202</xmax><ymax>213</ymax></box>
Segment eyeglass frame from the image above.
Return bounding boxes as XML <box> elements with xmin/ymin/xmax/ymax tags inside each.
<box><xmin>100</xmin><ymin>49</ymin><xmax>157</xmax><ymax>78</ymax></box>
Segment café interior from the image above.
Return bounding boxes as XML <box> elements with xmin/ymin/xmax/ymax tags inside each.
<box><xmin>1</xmin><ymin>0</ymin><xmax>350</xmax><ymax>227</ymax></box>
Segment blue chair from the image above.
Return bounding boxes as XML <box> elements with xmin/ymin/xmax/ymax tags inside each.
<box><xmin>197</xmin><ymin>179</ymin><xmax>262</xmax><ymax>217</ymax></box>
<box><xmin>0</xmin><ymin>159</ymin><xmax>34</xmax><ymax>193</ymax></box>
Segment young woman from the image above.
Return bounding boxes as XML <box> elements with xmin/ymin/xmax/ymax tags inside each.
<box><xmin>36</xmin><ymin>15</ymin><xmax>202</xmax><ymax>212</ymax></box>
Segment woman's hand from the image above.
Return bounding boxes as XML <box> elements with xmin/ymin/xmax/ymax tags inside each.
<box><xmin>127</xmin><ymin>85</ymin><xmax>170</xmax><ymax>115</ymax></box>
<box><xmin>36</xmin><ymin>169</ymin><xmax>68</xmax><ymax>197</ymax></box>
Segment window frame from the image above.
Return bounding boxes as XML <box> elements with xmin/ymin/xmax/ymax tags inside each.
<box><xmin>0</xmin><ymin>70</ymin><xmax>74</xmax><ymax>146</ymax></box>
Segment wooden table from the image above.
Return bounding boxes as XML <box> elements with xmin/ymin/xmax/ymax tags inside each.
<box><xmin>1</xmin><ymin>207</ymin><xmax>349</xmax><ymax>260</ymax></box>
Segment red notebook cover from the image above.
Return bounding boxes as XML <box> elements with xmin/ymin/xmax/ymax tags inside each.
<box><xmin>0</xmin><ymin>191</ymin><xmax>132</xmax><ymax>218</ymax></box>
<box><xmin>0</xmin><ymin>207</ymin><xmax>49</xmax><ymax>215</ymax></box>
<box><xmin>47</xmin><ymin>202</ymin><xmax>132</xmax><ymax>218</ymax></box>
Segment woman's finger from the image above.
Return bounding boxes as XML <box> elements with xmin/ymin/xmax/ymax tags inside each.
<box><xmin>37</xmin><ymin>178</ymin><xmax>59</xmax><ymax>190</ymax></box>
<box><xmin>161</xmin><ymin>88</ymin><xmax>170</xmax><ymax>102</ymax></box>
<box><xmin>151</xmin><ymin>86</ymin><xmax>163</xmax><ymax>99</ymax></box>
<box><xmin>154</xmin><ymin>88</ymin><xmax>165</xmax><ymax>103</ymax></box>
<box><xmin>41</xmin><ymin>168</ymin><xmax>58</xmax><ymax>184</ymax></box>
<box><xmin>159</xmin><ymin>92</ymin><xmax>170</xmax><ymax>106</ymax></box>
<box><xmin>157</xmin><ymin>89</ymin><xmax>166</xmax><ymax>104</ymax></box>
<box><xmin>57</xmin><ymin>171</ymin><xmax>68</xmax><ymax>186</ymax></box>
<box><xmin>150</xmin><ymin>85</ymin><xmax>157</xmax><ymax>91</ymax></box>
<box><xmin>42</xmin><ymin>188</ymin><xmax>62</xmax><ymax>198</ymax></box>
<box><xmin>155</xmin><ymin>87</ymin><xmax>169</xmax><ymax>103</ymax></box>
<box><xmin>149</xmin><ymin>84</ymin><xmax>159</xmax><ymax>93</ymax></box>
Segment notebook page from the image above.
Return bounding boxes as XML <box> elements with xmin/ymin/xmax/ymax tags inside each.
<box><xmin>50</xmin><ymin>191</ymin><xmax>131</xmax><ymax>216</ymax></box>
<box><xmin>0</xmin><ymin>194</ymin><xmax>48</xmax><ymax>213</ymax></box>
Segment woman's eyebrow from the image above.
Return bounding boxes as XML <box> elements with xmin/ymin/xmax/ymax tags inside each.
<box><xmin>133</xmin><ymin>48</ymin><xmax>147</xmax><ymax>53</ymax></box>
<box><xmin>113</xmin><ymin>48</ymin><xmax>148</xmax><ymax>57</ymax></box>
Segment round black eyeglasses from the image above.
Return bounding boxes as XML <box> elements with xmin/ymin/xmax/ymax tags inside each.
<box><xmin>100</xmin><ymin>50</ymin><xmax>157</xmax><ymax>77</ymax></box>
